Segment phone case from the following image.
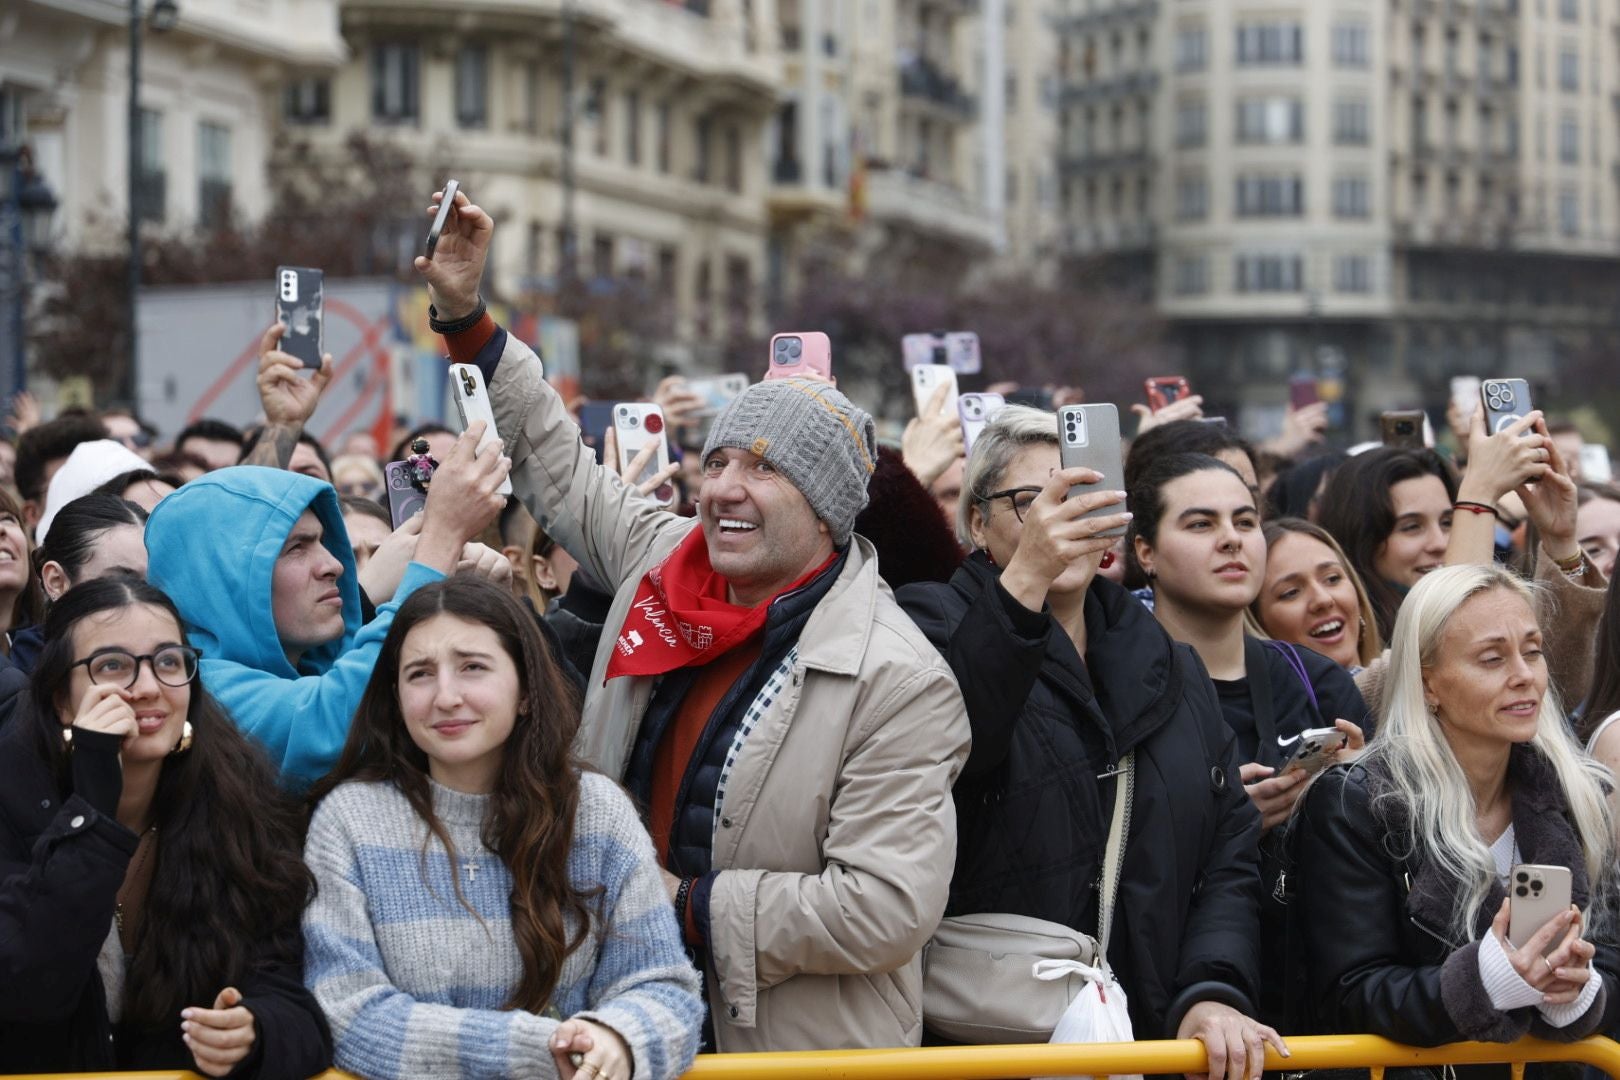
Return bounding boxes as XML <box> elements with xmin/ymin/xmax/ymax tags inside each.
<box><xmin>765</xmin><ymin>332</ymin><xmax>833</xmax><ymax>381</ymax></box>
<box><xmin>912</xmin><ymin>364</ymin><xmax>959</xmax><ymax>418</ymax></box>
<box><xmin>1145</xmin><ymin>376</ymin><xmax>1191</xmax><ymax>413</ymax></box>
<box><xmin>1057</xmin><ymin>404</ymin><xmax>1127</xmax><ymax>538</ymax></box>
<box><xmin>1509</xmin><ymin>864</ymin><xmax>1573</xmax><ymax>957</ymax></box>
<box><xmin>1280</xmin><ymin>727</ymin><xmax>1349</xmax><ymax>777</ymax></box>
<box><xmin>1381</xmin><ymin>411</ymin><xmax>1426</xmax><ymax>449</ymax></box>
<box><xmin>901</xmin><ymin>332</ymin><xmax>982</xmax><ymax>374</ymax></box>
<box><xmin>1289</xmin><ymin>375</ymin><xmax>1320</xmax><ymax>409</ymax></box>
<box><xmin>614</xmin><ymin>403</ymin><xmax>674</xmax><ymax>507</ymax></box>
<box><xmin>958</xmin><ymin>393</ymin><xmax>1005</xmax><ymax>455</ymax></box>
<box><xmin>1481</xmin><ymin>378</ymin><xmax>1533</xmax><ymax>437</ymax></box>
<box><xmin>384</xmin><ymin>461</ymin><xmax>427</xmax><ymax>530</ymax></box>
<box><xmin>448</xmin><ymin>364</ymin><xmax>513</xmax><ymax>496</ymax></box>
<box><xmin>689</xmin><ymin>374</ymin><xmax>749</xmax><ymax>417</ymax></box>
<box><xmin>578</xmin><ymin>403</ymin><xmax>615</xmax><ymax>464</ymax></box>
<box><xmin>425</xmin><ymin>179</ymin><xmax>460</xmax><ymax>258</ymax></box>
<box><xmin>274</xmin><ymin>266</ymin><xmax>324</xmax><ymax>369</ymax></box>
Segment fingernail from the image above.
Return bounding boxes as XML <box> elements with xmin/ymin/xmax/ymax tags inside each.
<box><xmin>1116</xmin><ymin>491</ymin><xmax>1128</xmax><ymax>499</ymax></box>
<box><xmin>181</xmin><ymin>1009</ymin><xmax>194</xmax><ymax>1020</ymax></box>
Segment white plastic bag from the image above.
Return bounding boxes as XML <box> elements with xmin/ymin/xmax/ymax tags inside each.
<box><xmin>1032</xmin><ymin>958</ymin><xmax>1142</xmax><ymax>1080</ymax></box>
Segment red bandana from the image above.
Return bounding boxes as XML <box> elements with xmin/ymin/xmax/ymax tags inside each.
<box><xmin>605</xmin><ymin>528</ymin><xmax>835</xmax><ymax>681</ymax></box>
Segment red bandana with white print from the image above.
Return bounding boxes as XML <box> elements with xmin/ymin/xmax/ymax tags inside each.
<box><xmin>605</xmin><ymin>528</ymin><xmax>835</xmax><ymax>681</ymax></box>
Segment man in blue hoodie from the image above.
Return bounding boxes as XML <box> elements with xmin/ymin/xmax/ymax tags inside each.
<box><xmin>144</xmin><ymin>431</ymin><xmax>508</xmax><ymax>786</ymax></box>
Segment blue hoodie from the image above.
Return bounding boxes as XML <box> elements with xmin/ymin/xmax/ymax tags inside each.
<box><xmin>145</xmin><ymin>467</ymin><xmax>442</xmax><ymax>787</ymax></box>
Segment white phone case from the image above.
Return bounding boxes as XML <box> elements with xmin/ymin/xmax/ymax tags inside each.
<box><xmin>912</xmin><ymin>364</ymin><xmax>960</xmax><ymax>418</ymax></box>
<box><xmin>1509</xmin><ymin>864</ymin><xmax>1573</xmax><ymax>957</ymax></box>
<box><xmin>448</xmin><ymin>364</ymin><xmax>513</xmax><ymax>496</ymax></box>
<box><xmin>614</xmin><ymin>403</ymin><xmax>674</xmax><ymax>507</ymax></box>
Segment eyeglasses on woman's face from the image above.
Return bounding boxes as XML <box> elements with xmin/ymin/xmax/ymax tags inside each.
<box><xmin>70</xmin><ymin>646</ymin><xmax>201</xmax><ymax>689</ymax></box>
<box><xmin>978</xmin><ymin>486</ymin><xmax>1043</xmax><ymax>523</ymax></box>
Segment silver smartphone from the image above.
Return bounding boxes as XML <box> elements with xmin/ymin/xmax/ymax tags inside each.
<box><xmin>425</xmin><ymin>179</ymin><xmax>460</xmax><ymax>259</ymax></box>
<box><xmin>1481</xmin><ymin>377</ymin><xmax>1533</xmax><ymax>438</ymax></box>
<box><xmin>448</xmin><ymin>363</ymin><xmax>513</xmax><ymax>496</ymax></box>
<box><xmin>1509</xmin><ymin>864</ymin><xmax>1573</xmax><ymax>957</ymax></box>
<box><xmin>1057</xmin><ymin>404</ymin><xmax>1126</xmax><ymax>538</ymax></box>
<box><xmin>1280</xmin><ymin>726</ymin><xmax>1350</xmax><ymax>777</ymax></box>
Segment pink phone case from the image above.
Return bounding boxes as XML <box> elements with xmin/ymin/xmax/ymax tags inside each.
<box><xmin>765</xmin><ymin>332</ymin><xmax>833</xmax><ymax>381</ymax></box>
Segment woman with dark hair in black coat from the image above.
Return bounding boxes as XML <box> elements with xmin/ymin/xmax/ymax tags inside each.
<box><xmin>0</xmin><ymin>576</ymin><xmax>330</xmax><ymax>1077</ymax></box>
<box><xmin>899</xmin><ymin>406</ymin><xmax>1282</xmax><ymax>1078</ymax></box>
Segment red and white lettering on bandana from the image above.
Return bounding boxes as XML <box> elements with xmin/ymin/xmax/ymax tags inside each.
<box><xmin>606</xmin><ymin>528</ymin><xmax>834</xmax><ymax>681</ymax></box>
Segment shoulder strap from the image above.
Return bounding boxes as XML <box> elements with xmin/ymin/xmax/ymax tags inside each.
<box><xmin>1243</xmin><ymin>636</ymin><xmax>1278</xmax><ymax>751</ymax></box>
<box><xmin>1264</xmin><ymin>639</ymin><xmax>1320</xmax><ymax>714</ymax></box>
<box><xmin>1097</xmin><ymin>750</ymin><xmax>1135</xmax><ymax>957</ymax></box>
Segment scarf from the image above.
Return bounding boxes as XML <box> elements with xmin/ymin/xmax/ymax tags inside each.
<box><xmin>606</xmin><ymin>528</ymin><xmax>836</xmax><ymax>680</ymax></box>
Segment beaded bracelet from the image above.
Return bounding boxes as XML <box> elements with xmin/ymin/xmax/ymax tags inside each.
<box><xmin>673</xmin><ymin>876</ymin><xmax>694</xmax><ymax>927</ymax></box>
<box><xmin>1453</xmin><ymin>500</ymin><xmax>1497</xmax><ymax>517</ymax></box>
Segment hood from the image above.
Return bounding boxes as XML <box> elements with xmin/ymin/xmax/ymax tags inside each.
<box><xmin>144</xmin><ymin>466</ymin><xmax>361</xmax><ymax>678</ymax></box>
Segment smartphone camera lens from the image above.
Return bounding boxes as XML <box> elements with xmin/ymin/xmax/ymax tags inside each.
<box><xmin>627</xmin><ymin>415</ymin><xmax>641</xmax><ymax>428</ymax></box>
<box><xmin>1531</xmin><ymin>881</ymin><xmax>1542</xmax><ymax>894</ymax></box>
<box><xmin>1516</xmin><ymin>885</ymin><xmax>1529</xmax><ymax>897</ymax></box>
<box><xmin>787</xmin><ymin>340</ymin><xmax>802</xmax><ymax>360</ymax></box>
<box><xmin>1516</xmin><ymin>871</ymin><xmax>1529</xmax><ymax>883</ymax></box>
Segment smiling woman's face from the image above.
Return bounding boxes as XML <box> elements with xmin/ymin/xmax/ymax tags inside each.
<box><xmin>1374</xmin><ymin>475</ymin><xmax>1453</xmax><ymax>588</ymax></box>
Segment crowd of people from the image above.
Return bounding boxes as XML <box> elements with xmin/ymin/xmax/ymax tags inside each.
<box><xmin>2</xmin><ymin>186</ymin><xmax>1619</xmax><ymax>1080</ymax></box>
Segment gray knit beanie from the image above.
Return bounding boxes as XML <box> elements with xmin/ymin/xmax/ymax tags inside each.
<box><xmin>702</xmin><ymin>377</ymin><xmax>877</xmax><ymax>546</ymax></box>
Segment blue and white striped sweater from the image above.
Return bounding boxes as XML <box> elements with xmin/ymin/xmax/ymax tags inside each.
<box><xmin>303</xmin><ymin>772</ymin><xmax>704</xmax><ymax>1080</ymax></box>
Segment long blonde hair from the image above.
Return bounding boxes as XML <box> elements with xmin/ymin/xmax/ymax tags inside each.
<box><xmin>1367</xmin><ymin>564</ymin><xmax>1614</xmax><ymax>943</ymax></box>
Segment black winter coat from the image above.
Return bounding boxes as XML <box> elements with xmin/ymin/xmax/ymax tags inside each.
<box><xmin>0</xmin><ymin>720</ymin><xmax>331</xmax><ymax>1077</ymax></box>
<box><xmin>1293</xmin><ymin>750</ymin><xmax>1619</xmax><ymax>1077</ymax></box>
<box><xmin>898</xmin><ymin>556</ymin><xmax>1263</xmax><ymax>1038</ymax></box>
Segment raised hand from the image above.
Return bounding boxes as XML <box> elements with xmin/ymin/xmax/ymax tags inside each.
<box><xmin>998</xmin><ymin>467</ymin><xmax>1130</xmax><ymax>610</ymax></box>
<box><xmin>413</xmin><ymin>188</ymin><xmax>495</xmax><ymax>323</ymax></box>
<box><xmin>243</xmin><ymin>323</ymin><xmax>334</xmax><ymax>470</ymax></box>
<box><xmin>901</xmin><ymin>382</ymin><xmax>965</xmax><ymax>489</ymax></box>
<box><xmin>415</xmin><ymin>422</ymin><xmax>511</xmax><ymax>573</ymax></box>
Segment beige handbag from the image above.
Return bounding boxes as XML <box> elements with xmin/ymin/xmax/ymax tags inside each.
<box><xmin>922</xmin><ymin>752</ymin><xmax>1135</xmax><ymax>1044</ymax></box>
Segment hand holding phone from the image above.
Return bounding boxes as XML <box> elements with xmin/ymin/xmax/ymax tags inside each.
<box><xmin>425</xmin><ymin>179</ymin><xmax>460</xmax><ymax>258</ymax></box>
<box><xmin>1482</xmin><ymin>378</ymin><xmax>1534</xmax><ymax>438</ymax></box>
<box><xmin>911</xmin><ymin>364</ymin><xmax>960</xmax><ymax>419</ymax></box>
<box><xmin>274</xmin><ymin>267</ymin><xmax>324</xmax><ymax>370</ymax></box>
<box><xmin>1057</xmin><ymin>405</ymin><xmax>1127</xmax><ymax>538</ymax></box>
<box><xmin>384</xmin><ymin>461</ymin><xmax>429</xmax><ymax>529</ymax></box>
<box><xmin>1507</xmin><ymin>865</ymin><xmax>1574</xmax><ymax>958</ymax></box>
<box><xmin>1145</xmin><ymin>376</ymin><xmax>1192</xmax><ymax>413</ymax></box>
<box><xmin>448</xmin><ymin>364</ymin><xmax>513</xmax><ymax>497</ymax></box>
<box><xmin>613</xmin><ymin>403</ymin><xmax>675</xmax><ymax>507</ymax></box>
<box><xmin>1279</xmin><ymin>727</ymin><xmax>1350</xmax><ymax>778</ymax></box>
<box><xmin>765</xmin><ymin>332</ymin><xmax>833</xmax><ymax>382</ymax></box>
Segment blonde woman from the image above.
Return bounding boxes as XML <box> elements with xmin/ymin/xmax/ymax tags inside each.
<box><xmin>1293</xmin><ymin>565</ymin><xmax>1617</xmax><ymax>1058</ymax></box>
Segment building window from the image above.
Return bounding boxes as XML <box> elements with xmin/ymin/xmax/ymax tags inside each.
<box><xmin>626</xmin><ymin>90</ymin><xmax>642</xmax><ymax>165</ymax></box>
<box><xmin>1332</xmin><ymin>23</ymin><xmax>1370</xmax><ymax>68</ymax></box>
<box><xmin>1235</xmin><ymin>254</ymin><xmax>1304</xmax><ymax>292</ymax></box>
<box><xmin>592</xmin><ymin>233</ymin><xmax>614</xmax><ymax>280</ymax></box>
<box><xmin>590</xmin><ymin>78</ymin><xmax>609</xmax><ymax>155</ymax></box>
<box><xmin>1333</xmin><ymin>254</ymin><xmax>1373</xmax><ymax>293</ymax></box>
<box><xmin>1333</xmin><ymin>99</ymin><xmax>1370</xmax><ymax>145</ymax></box>
<box><xmin>371</xmin><ymin>43</ymin><xmax>420</xmax><ymax>124</ymax></box>
<box><xmin>454</xmin><ymin>45</ymin><xmax>489</xmax><ymax>128</ymax></box>
<box><xmin>1175</xmin><ymin>26</ymin><xmax>1207</xmax><ymax>72</ymax></box>
<box><xmin>1412</xmin><ymin>96</ymin><xmax>1429</xmax><ymax>149</ymax></box>
<box><xmin>1560</xmin><ymin>0</ymin><xmax>1579</xmax><ymax>21</ymax></box>
<box><xmin>1559</xmin><ymin>49</ymin><xmax>1578</xmax><ymax>92</ymax></box>
<box><xmin>1235</xmin><ymin>174</ymin><xmax>1304</xmax><ymax>217</ymax></box>
<box><xmin>694</xmin><ymin>112</ymin><xmax>713</xmax><ymax>184</ymax></box>
<box><xmin>656</xmin><ymin>101</ymin><xmax>673</xmax><ymax>173</ymax></box>
<box><xmin>725</xmin><ymin>125</ymin><xmax>742</xmax><ymax>193</ymax></box>
<box><xmin>1235</xmin><ymin>97</ymin><xmax>1304</xmax><ymax>144</ymax></box>
<box><xmin>197</xmin><ymin>121</ymin><xmax>232</xmax><ymax>229</ymax></box>
<box><xmin>1560</xmin><ymin>188</ymin><xmax>1580</xmax><ymax>235</ymax></box>
<box><xmin>1332</xmin><ymin>174</ymin><xmax>1371</xmax><ymax>219</ymax></box>
<box><xmin>523</xmin><ymin>62</ymin><xmax>542</xmax><ymax>135</ymax></box>
<box><xmin>1175</xmin><ymin>174</ymin><xmax>1208</xmax><ymax>220</ymax></box>
<box><xmin>1236</xmin><ymin>22</ymin><xmax>1303</xmax><ymax>66</ymax></box>
<box><xmin>284</xmin><ymin>78</ymin><xmax>330</xmax><ymax>125</ymax></box>
<box><xmin>1173</xmin><ymin>256</ymin><xmax>1209</xmax><ymax>296</ymax></box>
<box><xmin>1175</xmin><ymin>99</ymin><xmax>1206</xmax><ymax>148</ymax></box>
<box><xmin>1559</xmin><ymin>113</ymin><xmax>1579</xmax><ymax>163</ymax></box>
<box><xmin>134</xmin><ymin>107</ymin><xmax>165</xmax><ymax>224</ymax></box>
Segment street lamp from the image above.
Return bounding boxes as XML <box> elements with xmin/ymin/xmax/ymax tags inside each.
<box><xmin>126</xmin><ymin>0</ymin><xmax>180</xmax><ymax>408</ymax></box>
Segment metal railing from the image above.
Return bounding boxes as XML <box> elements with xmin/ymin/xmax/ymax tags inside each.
<box><xmin>10</xmin><ymin>1035</ymin><xmax>1620</xmax><ymax>1080</ymax></box>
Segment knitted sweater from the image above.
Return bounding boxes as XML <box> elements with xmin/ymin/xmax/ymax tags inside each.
<box><xmin>303</xmin><ymin>772</ymin><xmax>704</xmax><ymax>1080</ymax></box>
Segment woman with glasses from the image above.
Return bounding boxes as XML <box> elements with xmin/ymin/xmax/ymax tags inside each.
<box><xmin>0</xmin><ymin>576</ymin><xmax>331</xmax><ymax>1077</ymax></box>
<box><xmin>898</xmin><ymin>407</ymin><xmax>1284</xmax><ymax>1076</ymax></box>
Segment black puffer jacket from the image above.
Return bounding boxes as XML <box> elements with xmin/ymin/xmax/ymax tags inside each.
<box><xmin>1293</xmin><ymin>749</ymin><xmax>1620</xmax><ymax>1076</ymax></box>
<box><xmin>899</xmin><ymin>555</ymin><xmax>1263</xmax><ymax>1037</ymax></box>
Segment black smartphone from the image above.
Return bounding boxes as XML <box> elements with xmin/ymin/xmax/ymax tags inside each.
<box><xmin>383</xmin><ymin>461</ymin><xmax>427</xmax><ymax>529</ymax></box>
<box><xmin>425</xmin><ymin>179</ymin><xmax>460</xmax><ymax>259</ymax></box>
<box><xmin>578</xmin><ymin>402</ymin><xmax>615</xmax><ymax>464</ymax></box>
<box><xmin>1380</xmin><ymin>410</ymin><xmax>1426</xmax><ymax>449</ymax></box>
<box><xmin>274</xmin><ymin>266</ymin><xmax>324</xmax><ymax>369</ymax></box>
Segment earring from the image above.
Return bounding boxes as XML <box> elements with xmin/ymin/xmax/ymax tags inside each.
<box><xmin>61</xmin><ymin>727</ymin><xmax>74</xmax><ymax>751</ymax></box>
<box><xmin>171</xmin><ymin>721</ymin><xmax>193</xmax><ymax>755</ymax></box>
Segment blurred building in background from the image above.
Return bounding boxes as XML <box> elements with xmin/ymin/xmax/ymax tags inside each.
<box><xmin>1056</xmin><ymin>0</ymin><xmax>1620</xmax><ymax>430</ymax></box>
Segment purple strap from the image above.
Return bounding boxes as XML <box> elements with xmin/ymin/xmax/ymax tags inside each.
<box><xmin>1263</xmin><ymin>640</ymin><xmax>1319</xmax><ymax>714</ymax></box>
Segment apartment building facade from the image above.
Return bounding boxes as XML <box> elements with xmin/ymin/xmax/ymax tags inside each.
<box><xmin>1057</xmin><ymin>0</ymin><xmax>1620</xmax><ymax>430</ymax></box>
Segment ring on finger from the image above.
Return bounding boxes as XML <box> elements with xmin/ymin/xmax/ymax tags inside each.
<box><xmin>1540</xmin><ymin>955</ymin><xmax>1555</xmax><ymax>976</ymax></box>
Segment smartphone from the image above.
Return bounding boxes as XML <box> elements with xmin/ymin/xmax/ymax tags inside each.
<box><xmin>687</xmin><ymin>374</ymin><xmax>749</xmax><ymax>418</ymax></box>
<box><xmin>958</xmin><ymin>392</ymin><xmax>1005</xmax><ymax>455</ymax></box>
<box><xmin>448</xmin><ymin>364</ymin><xmax>513</xmax><ymax>497</ymax></box>
<box><xmin>901</xmin><ymin>331</ymin><xmax>983</xmax><ymax>374</ymax></box>
<box><xmin>1381</xmin><ymin>410</ymin><xmax>1426</xmax><ymax>450</ymax></box>
<box><xmin>274</xmin><ymin>266</ymin><xmax>324</xmax><ymax>369</ymax></box>
<box><xmin>1509</xmin><ymin>864</ymin><xmax>1573</xmax><ymax>957</ymax></box>
<box><xmin>1580</xmin><ymin>444</ymin><xmax>1613</xmax><ymax>484</ymax></box>
<box><xmin>1280</xmin><ymin>726</ymin><xmax>1350</xmax><ymax>778</ymax></box>
<box><xmin>425</xmin><ymin>179</ymin><xmax>460</xmax><ymax>259</ymax></box>
<box><xmin>1057</xmin><ymin>404</ymin><xmax>1127</xmax><ymax>538</ymax></box>
<box><xmin>1289</xmin><ymin>374</ymin><xmax>1320</xmax><ymax>410</ymax></box>
<box><xmin>1481</xmin><ymin>378</ymin><xmax>1533</xmax><ymax>438</ymax></box>
<box><xmin>613</xmin><ymin>403</ymin><xmax>675</xmax><ymax>507</ymax></box>
<box><xmin>578</xmin><ymin>403</ymin><xmax>615</xmax><ymax>465</ymax></box>
<box><xmin>1451</xmin><ymin>375</ymin><xmax>1481</xmax><ymax>422</ymax></box>
<box><xmin>912</xmin><ymin>364</ymin><xmax>960</xmax><ymax>419</ymax></box>
<box><xmin>1145</xmin><ymin>376</ymin><xmax>1192</xmax><ymax>413</ymax></box>
<box><xmin>765</xmin><ymin>332</ymin><xmax>833</xmax><ymax>381</ymax></box>
<box><xmin>383</xmin><ymin>461</ymin><xmax>428</xmax><ymax>530</ymax></box>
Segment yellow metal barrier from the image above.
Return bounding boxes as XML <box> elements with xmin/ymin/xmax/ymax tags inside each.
<box><xmin>12</xmin><ymin>1035</ymin><xmax>1620</xmax><ymax>1080</ymax></box>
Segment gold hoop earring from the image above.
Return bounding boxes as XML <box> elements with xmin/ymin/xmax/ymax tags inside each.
<box><xmin>171</xmin><ymin>721</ymin><xmax>193</xmax><ymax>755</ymax></box>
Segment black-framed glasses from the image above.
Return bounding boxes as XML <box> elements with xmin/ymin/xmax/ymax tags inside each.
<box><xmin>978</xmin><ymin>486</ymin><xmax>1043</xmax><ymax>522</ymax></box>
<box><xmin>70</xmin><ymin>646</ymin><xmax>200</xmax><ymax>689</ymax></box>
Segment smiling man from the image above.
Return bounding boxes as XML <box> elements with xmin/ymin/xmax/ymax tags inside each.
<box><xmin>416</xmin><ymin>188</ymin><xmax>969</xmax><ymax>1053</ymax></box>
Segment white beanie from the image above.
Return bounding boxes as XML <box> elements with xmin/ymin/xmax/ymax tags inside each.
<box><xmin>37</xmin><ymin>439</ymin><xmax>152</xmax><ymax>545</ymax></box>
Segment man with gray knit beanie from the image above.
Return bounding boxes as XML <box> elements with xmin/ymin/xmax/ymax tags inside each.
<box><xmin>416</xmin><ymin>190</ymin><xmax>969</xmax><ymax>1054</ymax></box>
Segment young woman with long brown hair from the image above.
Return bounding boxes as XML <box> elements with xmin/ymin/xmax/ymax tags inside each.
<box><xmin>303</xmin><ymin>575</ymin><xmax>703</xmax><ymax>1080</ymax></box>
